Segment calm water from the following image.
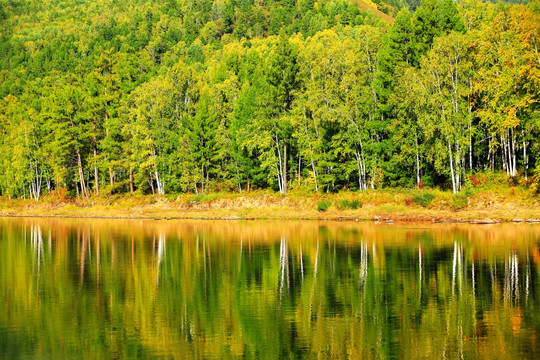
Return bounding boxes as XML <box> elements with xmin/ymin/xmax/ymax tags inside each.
<box><xmin>0</xmin><ymin>218</ymin><xmax>539</xmax><ymax>359</ymax></box>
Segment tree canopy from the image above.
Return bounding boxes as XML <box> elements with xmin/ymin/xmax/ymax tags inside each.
<box><xmin>0</xmin><ymin>0</ymin><xmax>538</xmax><ymax>199</ymax></box>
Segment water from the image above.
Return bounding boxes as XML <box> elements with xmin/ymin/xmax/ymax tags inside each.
<box><xmin>0</xmin><ymin>218</ymin><xmax>538</xmax><ymax>359</ymax></box>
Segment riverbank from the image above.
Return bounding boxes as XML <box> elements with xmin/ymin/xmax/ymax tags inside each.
<box><xmin>1</xmin><ymin>187</ymin><xmax>539</xmax><ymax>223</ymax></box>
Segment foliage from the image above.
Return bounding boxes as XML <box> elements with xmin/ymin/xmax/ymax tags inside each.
<box><xmin>451</xmin><ymin>192</ymin><xmax>469</xmax><ymax>210</ymax></box>
<box><xmin>0</xmin><ymin>0</ymin><xmax>537</xmax><ymax>200</ymax></box>
<box><xmin>336</xmin><ymin>199</ymin><xmax>363</xmax><ymax>210</ymax></box>
<box><xmin>531</xmin><ymin>164</ymin><xmax>540</xmax><ymax>193</ymax></box>
<box><xmin>412</xmin><ymin>191</ymin><xmax>435</xmax><ymax>207</ymax></box>
<box><xmin>317</xmin><ymin>200</ymin><xmax>332</xmax><ymax>211</ymax></box>
<box><xmin>469</xmin><ymin>174</ymin><xmax>487</xmax><ymax>187</ymax></box>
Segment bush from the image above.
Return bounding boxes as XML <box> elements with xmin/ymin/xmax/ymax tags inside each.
<box><xmin>412</xmin><ymin>192</ymin><xmax>435</xmax><ymax>208</ymax></box>
<box><xmin>531</xmin><ymin>165</ymin><xmax>540</xmax><ymax>193</ymax></box>
<box><xmin>469</xmin><ymin>174</ymin><xmax>487</xmax><ymax>187</ymax></box>
<box><xmin>452</xmin><ymin>193</ymin><xmax>469</xmax><ymax>210</ymax></box>
<box><xmin>336</xmin><ymin>199</ymin><xmax>362</xmax><ymax>210</ymax></box>
<box><xmin>193</xmin><ymin>193</ymin><xmax>223</xmax><ymax>203</ymax></box>
<box><xmin>317</xmin><ymin>200</ymin><xmax>332</xmax><ymax>212</ymax></box>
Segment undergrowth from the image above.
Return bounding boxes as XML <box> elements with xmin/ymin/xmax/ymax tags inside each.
<box><xmin>336</xmin><ymin>199</ymin><xmax>362</xmax><ymax>210</ymax></box>
<box><xmin>412</xmin><ymin>192</ymin><xmax>435</xmax><ymax>208</ymax></box>
<box><xmin>317</xmin><ymin>200</ymin><xmax>332</xmax><ymax>212</ymax></box>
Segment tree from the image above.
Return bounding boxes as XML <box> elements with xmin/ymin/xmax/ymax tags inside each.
<box><xmin>475</xmin><ymin>4</ymin><xmax>539</xmax><ymax>178</ymax></box>
<box><xmin>417</xmin><ymin>34</ymin><xmax>475</xmax><ymax>192</ymax></box>
<box><xmin>263</xmin><ymin>30</ymin><xmax>300</xmax><ymax>193</ymax></box>
<box><xmin>411</xmin><ymin>0</ymin><xmax>465</xmax><ymax>67</ymax></box>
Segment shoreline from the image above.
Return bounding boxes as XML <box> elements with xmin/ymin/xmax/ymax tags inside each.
<box><xmin>1</xmin><ymin>189</ymin><xmax>539</xmax><ymax>224</ymax></box>
<box><xmin>1</xmin><ymin>213</ymin><xmax>540</xmax><ymax>224</ymax></box>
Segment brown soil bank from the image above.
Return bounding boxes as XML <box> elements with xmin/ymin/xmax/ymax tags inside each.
<box><xmin>1</xmin><ymin>188</ymin><xmax>539</xmax><ymax>223</ymax></box>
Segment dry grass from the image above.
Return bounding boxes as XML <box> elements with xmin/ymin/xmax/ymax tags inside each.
<box><xmin>352</xmin><ymin>0</ymin><xmax>394</xmax><ymax>23</ymax></box>
<box><xmin>1</xmin><ymin>188</ymin><xmax>539</xmax><ymax>223</ymax></box>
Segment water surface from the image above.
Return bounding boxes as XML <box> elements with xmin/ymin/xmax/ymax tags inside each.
<box><xmin>0</xmin><ymin>218</ymin><xmax>539</xmax><ymax>359</ymax></box>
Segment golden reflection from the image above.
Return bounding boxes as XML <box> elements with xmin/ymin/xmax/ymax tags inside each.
<box><xmin>0</xmin><ymin>218</ymin><xmax>538</xmax><ymax>359</ymax></box>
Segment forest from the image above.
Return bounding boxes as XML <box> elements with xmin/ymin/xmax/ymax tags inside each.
<box><xmin>0</xmin><ymin>0</ymin><xmax>538</xmax><ymax>200</ymax></box>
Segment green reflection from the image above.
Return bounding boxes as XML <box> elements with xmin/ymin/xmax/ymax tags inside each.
<box><xmin>0</xmin><ymin>219</ymin><xmax>539</xmax><ymax>359</ymax></box>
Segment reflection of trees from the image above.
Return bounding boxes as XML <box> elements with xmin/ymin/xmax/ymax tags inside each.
<box><xmin>279</xmin><ymin>235</ymin><xmax>289</xmax><ymax>297</ymax></box>
<box><xmin>359</xmin><ymin>241</ymin><xmax>368</xmax><ymax>287</ymax></box>
<box><xmin>504</xmin><ymin>252</ymin><xmax>519</xmax><ymax>305</ymax></box>
<box><xmin>29</xmin><ymin>224</ymin><xmax>43</xmax><ymax>275</ymax></box>
<box><xmin>452</xmin><ymin>241</ymin><xmax>463</xmax><ymax>296</ymax></box>
<box><xmin>156</xmin><ymin>231</ymin><xmax>165</xmax><ymax>286</ymax></box>
<box><xmin>0</xmin><ymin>218</ymin><xmax>538</xmax><ymax>359</ymax></box>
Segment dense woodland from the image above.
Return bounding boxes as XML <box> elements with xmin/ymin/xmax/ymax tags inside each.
<box><xmin>0</xmin><ymin>0</ymin><xmax>538</xmax><ymax>199</ymax></box>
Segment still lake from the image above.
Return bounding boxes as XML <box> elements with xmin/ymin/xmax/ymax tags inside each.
<box><xmin>0</xmin><ymin>218</ymin><xmax>538</xmax><ymax>359</ymax></box>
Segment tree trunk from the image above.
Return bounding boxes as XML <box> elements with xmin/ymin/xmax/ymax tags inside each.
<box><xmin>93</xmin><ymin>139</ymin><xmax>99</xmax><ymax>196</ymax></box>
<box><xmin>201</xmin><ymin>163</ymin><xmax>205</xmax><ymax>195</ymax></box>
<box><xmin>469</xmin><ymin>124</ymin><xmax>473</xmax><ymax>171</ymax></box>
<box><xmin>297</xmin><ymin>154</ymin><xmax>301</xmax><ymax>187</ymax></box>
<box><xmin>151</xmin><ymin>148</ymin><xmax>164</xmax><ymax>195</ymax></box>
<box><xmin>311</xmin><ymin>158</ymin><xmax>318</xmax><ymax>192</ymax></box>
<box><xmin>206</xmin><ymin>168</ymin><xmax>209</xmax><ymax>194</ymax></box>
<box><xmin>455</xmin><ymin>141</ymin><xmax>461</xmax><ymax>191</ymax></box>
<box><xmin>77</xmin><ymin>148</ymin><xmax>88</xmax><ymax>198</ymax></box>
<box><xmin>304</xmin><ymin>120</ymin><xmax>318</xmax><ymax>192</ymax></box>
<box><xmin>523</xmin><ymin>136</ymin><xmax>528</xmax><ymax>180</ymax></box>
<box><xmin>510</xmin><ymin>129</ymin><xmax>516</xmax><ymax>177</ymax></box>
<box><xmin>234</xmin><ymin>160</ymin><xmax>242</xmax><ymax>193</ymax></box>
<box><xmin>357</xmin><ymin>137</ymin><xmax>367</xmax><ymax>191</ymax></box>
<box><xmin>448</xmin><ymin>139</ymin><xmax>456</xmax><ymax>194</ymax></box>
<box><xmin>129</xmin><ymin>167</ymin><xmax>134</xmax><ymax>194</ymax></box>
<box><xmin>283</xmin><ymin>143</ymin><xmax>287</xmax><ymax>194</ymax></box>
<box><xmin>415</xmin><ymin>135</ymin><xmax>421</xmax><ymax>188</ymax></box>
<box><xmin>275</xmin><ymin>132</ymin><xmax>284</xmax><ymax>194</ymax></box>
<box><xmin>45</xmin><ymin>173</ymin><xmax>51</xmax><ymax>194</ymax></box>
<box><xmin>109</xmin><ymin>167</ymin><xmax>114</xmax><ymax>188</ymax></box>
<box><xmin>355</xmin><ymin>150</ymin><xmax>366</xmax><ymax>191</ymax></box>
<box><xmin>155</xmin><ymin>169</ymin><xmax>163</xmax><ymax>195</ymax></box>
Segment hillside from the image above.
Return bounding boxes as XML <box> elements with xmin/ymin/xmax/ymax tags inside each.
<box><xmin>354</xmin><ymin>0</ymin><xmax>395</xmax><ymax>22</ymax></box>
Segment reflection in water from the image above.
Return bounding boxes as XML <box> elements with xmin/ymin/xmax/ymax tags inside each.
<box><xmin>359</xmin><ymin>241</ymin><xmax>368</xmax><ymax>287</ymax></box>
<box><xmin>0</xmin><ymin>218</ymin><xmax>539</xmax><ymax>359</ymax></box>
<box><xmin>505</xmin><ymin>252</ymin><xmax>517</xmax><ymax>304</ymax></box>
<box><xmin>156</xmin><ymin>232</ymin><xmax>165</xmax><ymax>286</ymax></box>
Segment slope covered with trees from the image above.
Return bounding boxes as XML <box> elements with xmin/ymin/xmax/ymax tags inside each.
<box><xmin>0</xmin><ymin>0</ymin><xmax>538</xmax><ymax>200</ymax></box>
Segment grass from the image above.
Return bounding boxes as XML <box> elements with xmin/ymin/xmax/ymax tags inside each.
<box><xmin>317</xmin><ymin>200</ymin><xmax>332</xmax><ymax>212</ymax></box>
<box><xmin>336</xmin><ymin>199</ymin><xmax>362</xmax><ymax>210</ymax></box>
<box><xmin>451</xmin><ymin>192</ymin><xmax>469</xmax><ymax>210</ymax></box>
<box><xmin>0</xmin><ymin>182</ymin><xmax>539</xmax><ymax>222</ymax></box>
<box><xmin>412</xmin><ymin>192</ymin><xmax>435</xmax><ymax>208</ymax></box>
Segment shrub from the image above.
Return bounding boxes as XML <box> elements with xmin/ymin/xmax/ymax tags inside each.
<box><xmin>469</xmin><ymin>174</ymin><xmax>487</xmax><ymax>187</ymax></box>
<box><xmin>336</xmin><ymin>200</ymin><xmax>348</xmax><ymax>210</ymax></box>
<box><xmin>194</xmin><ymin>193</ymin><xmax>223</xmax><ymax>203</ymax></box>
<box><xmin>452</xmin><ymin>193</ymin><xmax>468</xmax><ymax>210</ymax></box>
<box><xmin>412</xmin><ymin>192</ymin><xmax>435</xmax><ymax>208</ymax></box>
<box><xmin>531</xmin><ymin>165</ymin><xmax>540</xmax><ymax>193</ymax></box>
<box><xmin>317</xmin><ymin>200</ymin><xmax>332</xmax><ymax>212</ymax></box>
<box><xmin>336</xmin><ymin>199</ymin><xmax>363</xmax><ymax>210</ymax></box>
